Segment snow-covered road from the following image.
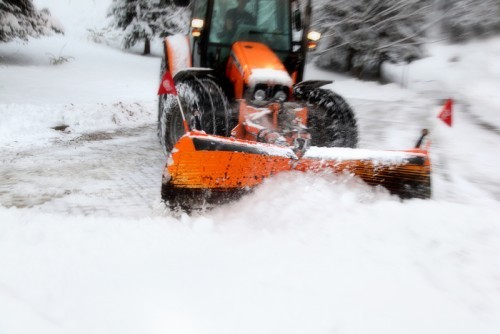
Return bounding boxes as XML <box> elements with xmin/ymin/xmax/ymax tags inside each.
<box><xmin>0</xmin><ymin>122</ymin><xmax>163</xmax><ymax>217</ymax></box>
<box><xmin>0</xmin><ymin>96</ymin><xmax>434</xmax><ymax>218</ymax></box>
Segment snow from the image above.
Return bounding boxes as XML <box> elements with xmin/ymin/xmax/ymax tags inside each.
<box><xmin>1</xmin><ymin>1</ymin><xmax>500</xmax><ymax>333</ymax></box>
<box><xmin>1</xmin><ymin>201</ymin><xmax>499</xmax><ymax>334</ymax></box>
<box><xmin>0</xmin><ymin>12</ymin><xmax>21</xmax><ymax>34</ymax></box>
<box><xmin>382</xmin><ymin>36</ymin><xmax>500</xmax><ymax>128</ymax></box>
<box><xmin>303</xmin><ymin>146</ymin><xmax>423</xmax><ymax>163</ymax></box>
<box><xmin>123</xmin><ymin>17</ymin><xmax>154</xmax><ymax>39</ymax></box>
<box><xmin>33</xmin><ymin>0</ymin><xmax>112</xmax><ymax>38</ymax></box>
<box><xmin>248</xmin><ymin>68</ymin><xmax>293</xmax><ymax>88</ymax></box>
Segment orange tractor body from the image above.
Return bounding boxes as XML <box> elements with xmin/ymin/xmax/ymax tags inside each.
<box><xmin>158</xmin><ymin>0</ymin><xmax>431</xmax><ymax>210</ymax></box>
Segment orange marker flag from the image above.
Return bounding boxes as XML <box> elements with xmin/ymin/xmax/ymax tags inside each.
<box><xmin>158</xmin><ymin>71</ymin><xmax>177</xmax><ymax>96</ymax></box>
<box><xmin>438</xmin><ymin>99</ymin><xmax>453</xmax><ymax>127</ymax></box>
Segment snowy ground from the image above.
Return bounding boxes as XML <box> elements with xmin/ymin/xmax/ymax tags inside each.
<box><xmin>1</xmin><ymin>1</ymin><xmax>499</xmax><ymax>334</ymax></box>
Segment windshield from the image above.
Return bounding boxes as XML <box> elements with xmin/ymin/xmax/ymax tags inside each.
<box><xmin>209</xmin><ymin>0</ymin><xmax>291</xmax><ymax>51</ymax></box>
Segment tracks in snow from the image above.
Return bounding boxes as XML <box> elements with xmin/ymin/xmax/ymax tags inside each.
<box><xmin>0</xmin><ymin>124</ymin><xmax>166</xmax><ymax>218</ymax></box>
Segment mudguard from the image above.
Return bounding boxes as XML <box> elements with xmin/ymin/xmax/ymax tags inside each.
<box><xmin>293</xmin><ymin>80</ymin><xmax>333</xmax><ymax>98</ymax></box>
<box><xmin>164</xmin><ymin>34</ymin><xmax>192</xmax><ymax>76</ymax></box>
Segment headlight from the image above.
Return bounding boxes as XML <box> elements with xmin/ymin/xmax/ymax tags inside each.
<box><xmin>307</xmin><ymin>31</ymin><xmax>321</xmax><ymax>50</ymax></box>
<box><xmin>307</xmin><ymin>31</ymin><xmax>321</xmax><ymax>42</ymax></box>
<box><xmin>191</xmin><ymin>19</ymin><xmax>204</xmax><ymax>38</ymax></box>
<box><xmin>274</xmin><ymin>91</ymin><xmax>287</xmax><ymax>102</ymax></box>
<box><xmin>254</xmin><ymin>89</ymin><xmax>266</xmax><ymax>101</ymax></box>
<box><xmin>191</xmin><ymin>19</ymin><xmax>204</xmax><ymax>29</ymax></box>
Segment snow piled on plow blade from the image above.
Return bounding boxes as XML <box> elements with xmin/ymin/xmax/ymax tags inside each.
<box><xmin>304</xmin><ymin>146</ymin><xmax>426</xmax><ymax>164</ymax></box>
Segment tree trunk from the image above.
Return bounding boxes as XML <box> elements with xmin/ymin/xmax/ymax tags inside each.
<box><xmin>346</xmin><ymin>46</ymin><xmax>356</xmax><ymax>75</ymax></box>
<box><xmin>143</xmin><ymin>38</ymin><xmax>151</xmax><ymax>55</ymax></box>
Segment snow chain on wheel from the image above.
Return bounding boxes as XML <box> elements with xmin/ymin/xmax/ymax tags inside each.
<box><xmin>158</xmin><ymin>73</ymin><xmax>231</xmax><ymax>155</ymax></box>
<box><xmin>296</xmin><ymin>88</ymin><xmax>358</xmax><ymax>148</ymax></box>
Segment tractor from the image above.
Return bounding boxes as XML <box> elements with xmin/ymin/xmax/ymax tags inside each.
<box><xmin>157</xmin><ymin>0</ymin><xmax>431</xmax><ymax>210</ymax></box>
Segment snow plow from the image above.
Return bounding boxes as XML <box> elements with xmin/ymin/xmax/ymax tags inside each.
<box><xmin>158</xmin><ymin>0</ymin><xmax>431</xmax><ymax>210</ymax></box>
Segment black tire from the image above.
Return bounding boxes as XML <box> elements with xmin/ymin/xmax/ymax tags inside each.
<box><xmin>158</xmin><ymin>74</ymin><xmax>231</xmax><ymax>154</ymax></box>
<box><xmin>297</xmin><ymin>88</ymin><xmax>358</xmax><ymax>148</ymax></box>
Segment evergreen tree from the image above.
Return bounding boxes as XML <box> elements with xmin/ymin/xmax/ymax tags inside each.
<box><xmin>0</xmin><ymin>0</ymin><xmax>63</xmax><ymax>43</ymax></box>
<box><xmin>440</xmin><ymin>0</ymin><xmax>500</xmax><ymax>42</ymax></box>
<box><xmin>108</xmin><ymin>0</ymin><xmax>188</xmax><ymax>55</ymax></box>
<box><xmin>313</xmin><ymin>0</ymin><xmax>431</xmax><ymax>79</ymax></box>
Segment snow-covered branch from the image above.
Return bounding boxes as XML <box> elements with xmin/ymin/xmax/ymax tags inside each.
<box><xmin>0</xmin><ymin>0</ymin><xmax>63</xmax><ymax>42</ymax></box>
<box><xmin>312</xmin><ymin>0</ymin><xmax>431</xmax><ymax>79</ymax></box>
<box><xmin>108</xmin><ymin>0</ymin><xmax>188</xmax><ymax>54</ymax></box>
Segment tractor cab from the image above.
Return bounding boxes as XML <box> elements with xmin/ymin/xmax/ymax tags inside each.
<box><xmin>180</xmin><ymin>0</ymin><xmax>315</xmax><ymax>82</ymax></box>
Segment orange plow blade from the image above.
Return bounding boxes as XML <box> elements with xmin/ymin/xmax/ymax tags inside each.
<box><xmin>161</xmin><ymin>132</ymin><xmax>431</xmax><ymax>210</ymax></box>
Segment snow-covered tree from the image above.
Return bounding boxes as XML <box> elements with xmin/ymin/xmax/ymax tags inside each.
<box><xmin>108</xmin><ymin>0</ymin><xmax>188</xmax><ymax>55</ymax></box>
<box><xmin>313</xmin><ymin>0</ymin><xmax>432</xmax><ymax>79</ymax></box>
<box><xmin>0</xmin><ymin>0</ymin><xmax>63</xmax><ymax>43</ymax></box>
<box><xmin>440</xmin><ymin>0</ymin><xmax>500</xmax><ymax>42</ymax></box>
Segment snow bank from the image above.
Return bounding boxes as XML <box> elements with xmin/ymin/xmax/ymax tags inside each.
<box><xmin>33</xmin><ymin>0</ymin><xmax>113</xmax><ymax>38</ymax></box>
<box><xmin>1</xmin><ymin>190</ymin><xmax>500</xmax><ymax>334</ymax></box>
<box><xmin>0</xmin><ymin>101</ymin><xmax>155</xmax><ymax>149</ymax></box>
<box><xmin>0</xmin><ymin>35</ymin><xmax>159</xmax><ymax>149</ymax></box>
<box><xmin>382</xmin><ymin>36</ymin><xmax>500</xmax><ymax>128</ymax></box>
<box><xmin>0</xmin><ymin>37</ymin><xmax>159</xmax><ymax>104</ymax></box>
